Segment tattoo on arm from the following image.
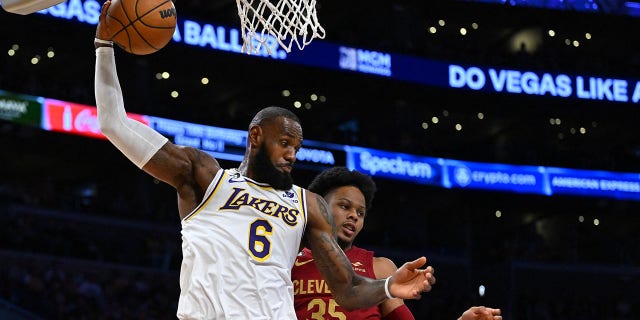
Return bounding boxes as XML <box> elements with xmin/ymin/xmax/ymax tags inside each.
<box><xmin>316</xmin><ymin>193</ymin><xmax>338</xmax><ymax>237</ymax></box>
<box><xmin>309</xmin><ymin>193</ymin><xmax>344</xmax><ymax>274</ymax></box>
<box><xmin>310</xmin><ymin>193</ymin><xmax>378</xmax><ymax>306</ymax></box>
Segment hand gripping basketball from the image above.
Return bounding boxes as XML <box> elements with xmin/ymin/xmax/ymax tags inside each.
<box><xmin>95</xmin><ymin>1</ymin><xmax>114</xmax><ymax>47</ymax></box>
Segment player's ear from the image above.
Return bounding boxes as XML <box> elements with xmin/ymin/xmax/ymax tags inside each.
<box><xmin>248</xmin><ymin>125</ymin><xmax>263</xmax><ymax>147</ymax></box>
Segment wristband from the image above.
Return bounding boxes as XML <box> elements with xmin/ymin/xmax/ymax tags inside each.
<box><xmin>384</xmin><ymin>276</ymin><xmax>395</xmax><ymax>299</ymax></box>
<box><xmin>94</xmin><ymin>38</ymin><xmax>114</xmax><ymax>46</ymax></box>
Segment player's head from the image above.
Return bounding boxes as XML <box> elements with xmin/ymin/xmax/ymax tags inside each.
<box><xmin>246</xmin><ymin>106</ymin><xmax>302</xmax><ymax>190</ymax></box>
<box><xmin>308</xmin><ymin>167</ymin><xmax>377</xmax><ymax>248</ymax></box>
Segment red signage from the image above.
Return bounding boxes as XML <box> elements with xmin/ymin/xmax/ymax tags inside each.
<box><xmin>43</xmin><ymin>99</ymin><xmax>149</xmax><ymax>139</ymax></box>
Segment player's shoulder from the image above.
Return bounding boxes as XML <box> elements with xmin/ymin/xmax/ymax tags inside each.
<box><xmin>295</xmin><ymin>247</ymin><xmax>314</xmax><ymax>261</ymax></box>
<box><xmin>372</xmin><ymin>256</ymin><xmax>398</xmax><ymax>270</ymax></box>
<box><xmin>179</xmin><ymin>144</ymin><xmax>221</xmax><ymax>170</ymax></box>
<box><xmin>303</xmin><ymin>188</ymin><xmax>328</xmax><ymax>209</ymax></box>
<box><xmin>372</xmin><ymin>256</ymin><xmax>399</xmax><ymax>279</ymax></box>
<box><xmin>302</xmin><ymin>187</ymin><xmax>319</xmax><ymax>197</ymax></box>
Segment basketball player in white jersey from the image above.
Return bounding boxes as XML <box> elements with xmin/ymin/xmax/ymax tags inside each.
<box><xmin>94</xmin><ymin>1</ymin><xmax>435</xmax><ymax>319</ymax></box>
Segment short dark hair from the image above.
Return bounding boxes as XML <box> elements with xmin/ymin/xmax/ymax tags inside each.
<box><xmin>249</xmin><ymin>106</ymin><xmax>300</xmax><ymax>128</ymax></box>
<box><xmin>308</xmin><ymin>167</ymin><xmax>377</xmax><ymax>212</ymax></box>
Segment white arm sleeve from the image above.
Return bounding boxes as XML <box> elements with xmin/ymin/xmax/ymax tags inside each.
<box><xmin>95</xmin><ymin>47</ymin><xmax>168</xmax><ymax>169</ymax></box>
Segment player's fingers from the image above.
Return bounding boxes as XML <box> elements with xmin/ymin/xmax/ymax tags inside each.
<box><xmin>411</xmin><ymin>288</ymin><xmax>424</xmax><ymax>299</ymax></box>
<box><xmin>427</xmin><ymin>271</ymin><xmax>436</xmax><ymax>285</ymax></box>
<box><xmin>101</xmin><ymin>0</ymin><xmax>111</xmax><ymax>14</ymax></box>
<box><xmin>481</xmin><ymin>307</ymin><xmax>500</xmax><ymax>314</ymax></box>
<box><xmin>421</xmin><ymin>278</ymin><xmax>434</xmax><ymax>292</ymax></box>
<box><xmin>98</xmin><ymin>1</ymin><xmax>108</xmax><ymax>22</ymax></box>
<box><xmin>426</xmin><ymin>265</ymin><xmax>435</xmax><ymax>275</ymax></box>
<box><xmin>420</xmin><ymin>267</ymin><xmax>436</xmax><ymax>285</ymax></box>
<box><xmin>406</xmin><ymin>256</ymin><xmax>427</xmax><ymax>269</ymax></box>
<box><xmin>96</xmin><ymin>1</ymin><xmax>114</xmax><ymax>40</ymax></box>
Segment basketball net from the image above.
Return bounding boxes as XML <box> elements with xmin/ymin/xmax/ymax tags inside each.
<box><xmin>235</xmin><ymin>0</ymin><xmax>325</xmax><ymax>55</ymax></box>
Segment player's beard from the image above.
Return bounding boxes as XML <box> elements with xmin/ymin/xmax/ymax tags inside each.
<box><xmin>336</xmin><ymin>237</ymin><xmax>350</xmax><ymax>250</ymax></box>
<box><xmin>252</xmin><ymin>143</ymin><xmax>294</xmax><ymax>190</ymax></box>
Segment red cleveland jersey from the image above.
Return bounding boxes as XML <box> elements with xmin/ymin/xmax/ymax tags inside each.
<box><xmin>292</xmin><ymin>246</ymin><xmax>382</xmax><ymax>319</ymax></box>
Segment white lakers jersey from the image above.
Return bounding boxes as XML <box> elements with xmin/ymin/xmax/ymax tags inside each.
<box><xmin>177</xmin><ymin>168</ymin><xmax>308</xmax><ymax>320</ymax></box>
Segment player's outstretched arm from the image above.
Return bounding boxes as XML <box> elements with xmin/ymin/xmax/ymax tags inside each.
<box><xmin>94</xmin><ymin>0</ymin><xmax>220</xmax><ymax>217</ymax></box>
<box><xmin>458</xmin><ymin>306</ymin><xmax>502</xmax><ymax>320</ymax></box>
<box><xmin>304</xmin><ymin>191</ymin><xmax>436</xmax><ymax>310</ymax></box>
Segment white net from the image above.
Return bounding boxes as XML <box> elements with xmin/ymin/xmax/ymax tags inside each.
<box><xmin>235</xmin><ymin>0</ymin><xmax>326</xmax><ymax>55</ymax></box>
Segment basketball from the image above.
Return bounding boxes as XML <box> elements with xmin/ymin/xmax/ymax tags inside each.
<box><xmin>106</xmin><ymin>0</ymin><xmax>177</xmax><ymax>55</ymax></box>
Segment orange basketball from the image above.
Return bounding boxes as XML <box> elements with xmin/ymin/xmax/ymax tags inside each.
<box><xmin>106</xmin><ymin>0</ymin><xmax>177</xmax><ymax>55</ymax></box>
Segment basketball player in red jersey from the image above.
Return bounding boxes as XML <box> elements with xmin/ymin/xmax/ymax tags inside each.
<box><xmin>292</xmin><ymin>167</ymin><xmax>502</xmax><ymax>320</ymax></box>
